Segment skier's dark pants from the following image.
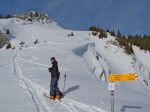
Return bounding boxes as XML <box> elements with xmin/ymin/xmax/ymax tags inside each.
<box><xmin>50</xmin><ymin>78</ymin><xmax>59</xmax><ymax>96</ymax></box>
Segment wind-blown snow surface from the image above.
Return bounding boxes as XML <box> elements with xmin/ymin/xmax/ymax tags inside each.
<box><xmin>0</xmin><ymin>18</ymin><xmax>150</xmax><ymax>112</ymax></box>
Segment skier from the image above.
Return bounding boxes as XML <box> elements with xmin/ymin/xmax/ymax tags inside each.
<box><xmin>48</xmin><ymin>57</ymin><xmax>60</xmax><ymax>100</ymax></box>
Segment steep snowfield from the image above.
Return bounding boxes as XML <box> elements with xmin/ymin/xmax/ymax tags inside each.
<box><xmin>0</xmin><ymin>18</ymin><xmax>150</xmax><ymax>112</ymax></box>
<box><xmin>133</xmin><ymin>46</ymin><xmax>150</xmax><ymax>88</ymax></box>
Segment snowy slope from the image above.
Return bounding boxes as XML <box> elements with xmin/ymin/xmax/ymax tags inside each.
<box><xmin>0</xmin><ymin>15</ymin><xmax>150</xmax><ymax>112</ymax></box>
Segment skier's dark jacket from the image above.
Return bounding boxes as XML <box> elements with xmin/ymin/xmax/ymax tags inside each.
<box><xmin>48</xmin><ymin>61</ymin><xmax>60</xmax><ymax>79</ymax></box>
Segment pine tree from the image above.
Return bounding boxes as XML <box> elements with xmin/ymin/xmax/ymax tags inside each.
<box><xmin>117</xmin><ymin>30</ymin><xmax>122</xmax><ymax>38</ymax></box>
<box><xmin>6</xmin><ymin>29</ymin><xmax>10</xmax><ymax>35</ymax></box>
<box><xmin>106</xmin><ymin>29</ymin><xmax>110</xmax><ymax>32</ymax></box>
<box><xmin>110</xmin><ymin>30</ymin><xmax>115</xmax><ymax>36</ymax></box>
<box><xmin>125</xmin><ymin>44</ymin><xmax>134</xmax><ymax>55</ymax></box>
<box><xmin>4</xmin><ymin>14</ymin><xmax>12</xmax><ymax>19</ymax></box>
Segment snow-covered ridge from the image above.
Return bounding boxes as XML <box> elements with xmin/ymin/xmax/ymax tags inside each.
<box><xmin>0</xmin><ymin>11</ymin><xmax>61</xmax><ymax>34</ymax></box>
<box><xmin>0</xmin><ymin>12</ymin><xmax>63</xmax><ymax>42</ymax></box>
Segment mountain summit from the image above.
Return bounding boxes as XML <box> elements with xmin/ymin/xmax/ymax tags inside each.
<box><xmin>14</xmin><ymin>11</ymin><xmax>53</xmax><ymax>24</ymax></box>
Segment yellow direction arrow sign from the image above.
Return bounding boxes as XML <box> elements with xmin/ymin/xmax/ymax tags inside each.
<box><xmin>108</xmin><ymin>73</ymin><xmax>138</xmax><ymax>82</ymax></box>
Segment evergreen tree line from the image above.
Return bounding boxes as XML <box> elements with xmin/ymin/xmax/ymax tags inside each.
<box><xmin>89</xmin><ymin>26</ymin><xmax>150</xmax><ymax>55</ymax></box>
<box><xmin>0</xmin><ymin>14</ymin><xmax>12</xmax><ymax>19</ymax></box>
<box><xmin>114</xmin><ymin>30</ymin><xmax>150</xmax><ymax>54</ymax></box>
<box><xmin>89</xmin><ymin>26</ymin><xmax>107</xmax><ymax>38</ymax></box>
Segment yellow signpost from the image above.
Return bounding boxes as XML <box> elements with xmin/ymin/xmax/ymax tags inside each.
<box><xmin>108</xmin><ymin>73</ymin><xmax>138</xmax><ymax>82</ymax></box>
<box><xmin>107</xmin><ymin>73</ymin><xmax>138</xmax><ymax>112</ymax></box>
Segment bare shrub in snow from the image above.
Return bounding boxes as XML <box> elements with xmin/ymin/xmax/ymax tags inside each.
<box><xmin>68</xmin><ymin>32</ymin><xmax>75</xmax><ymax>37</ymax></box>
<box><xmin>34</xmin><ymin>39</ymin><xmax>39</xmax><ymax>44</ymax></box>
<box><xmin>6</xmin><ymin>42</ymin><xmax>12</xmax><ymax>49</ymax></box>
<box><xmin>20</xmin><ymin>41</ymin><xmax>25</xmax><ymax>45</ymax></box>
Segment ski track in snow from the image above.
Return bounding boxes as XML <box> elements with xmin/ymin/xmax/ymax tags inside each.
<box><xmin>13</xmin><ymin>50</ymin><xmax>52</xmax><ymax>112</ymax></box>
<box><xmin>62</xmin><ymin>98</ymin><xmax>105</xmax><ymax>112</ymax></box>
<box><xmin>0</xmin><ymin>64</ymin><xmax>8</xmax><ymax>69</ymax></box>
<box><xmin>12</xmin><ymin>50</ymin><xmax>105</xmax><ymax>112</ymax></box>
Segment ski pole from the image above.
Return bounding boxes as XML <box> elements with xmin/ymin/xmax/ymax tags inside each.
<box><xmin>63</xmin><ymin>73</ymin><xmax>66</xmax><ymax>94</ymax></box>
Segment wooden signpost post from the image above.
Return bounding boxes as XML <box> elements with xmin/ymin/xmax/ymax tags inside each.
<box><xmin>108</xmin><ymin>73</ymin><xmax>138</xmax><ymax>112</ymax></box>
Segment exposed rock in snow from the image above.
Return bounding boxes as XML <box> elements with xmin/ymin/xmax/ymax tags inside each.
<box><xmin>14</xmin><ymin>11</ymin><xmax>53</xmax><ymax>24</ymax></box>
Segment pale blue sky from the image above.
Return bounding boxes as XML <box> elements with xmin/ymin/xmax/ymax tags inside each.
<box><xmin>0</xmin><ymin>0</ymin><xmax>150</xmax><ymax>35</ymax></box>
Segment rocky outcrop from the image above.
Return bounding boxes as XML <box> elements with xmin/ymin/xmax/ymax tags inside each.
<box><xmin>14</xmin><ymin>11</ymin><xmax>52</xmax><ymax>24</ymax></box>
